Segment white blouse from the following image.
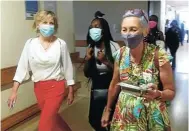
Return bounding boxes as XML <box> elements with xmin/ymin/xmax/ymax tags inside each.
<box><xmin>13</xmin><ymin>38</ymin><xmax>75</xmax><ymax>86</ymax></box>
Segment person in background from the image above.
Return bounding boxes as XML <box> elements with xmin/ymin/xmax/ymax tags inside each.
<box><xmin>101</xmin><ymin>9</ymin><xmax>175</xmax><ymax>131</ymax></box>
<box><xmin>165</xmin><ymin>19</ymin><xmax>170</xmax><ymax>33</ymax></box>
<box><xmin>180</xmin><ymin>21</ymin><xmax>185</xmax><ymax>46</ymax></box>
<box><xmin>187</xmin><ymin>29</ymin><xmax>189</xmax><ymax>43</ymax></box>
<box><xmin>144</xmin><ymin>15</ymin><xmax>164</xmax><ymax>45</ymax></box>
<box><xmin>165</xmin><ymin>20</ymin><xmax>181</xmax><ymax>70</ymax></box>
<box><xmin>7</xmin><ymin>11</ymin><xmax>74</xmax><ymax>131</ymax></box>
<box><xmin>84</xmin><ymin>11</ymin><xmax>120</xmax><ymax>131</ymax></box>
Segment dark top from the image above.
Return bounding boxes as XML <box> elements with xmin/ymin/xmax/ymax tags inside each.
<box><xmin>165</xmin><ymin>27</ymin><xmax>181</xmax><ymax>52</ymax></box>
<box><xmin>144</xmin><ymin>30</ymin><xmax>164</xmax><ymax>45</ymax></box>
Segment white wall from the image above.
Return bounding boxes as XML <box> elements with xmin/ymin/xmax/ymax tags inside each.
<box><xmin>1</xmin><ymin>1</ymin><xmax>36</xmax><ymax>68</ymax></box>
<box><xmin>165</xmin><ymin>4</ymin><xmax>176</xmax><ymax>20</ymax></box>
<box><xmin>73</xmin><ymin>1</ymin><xmax>148</xmax><ymax>58</ymax></box>
<box><xmin>1</xmin><ymin>1</ymin><xmax>37</xmax><ymax>120</ymax></box>
<box><xmin>1</xmin><ymin>1</ymin><xmax>75</xmax><ymax>119</ymax></box>
<box><xmin>160</xmin><ymin>0</ymin><xmax>166</xmax><ymax>34</ymax></box>
<box><xmin>73</xmin><ymin>1</ymin><xmax>148</xmax><ymax>41</ymax></box>
<box><xmin>149</xmin><ymin>1</ymin><xmax>161</xmax><ymax>28</ymax></box>
<box><xmin>56</xmin><ymin>1</ymin><xmax>75</xmax><ymax>53</ymax></box>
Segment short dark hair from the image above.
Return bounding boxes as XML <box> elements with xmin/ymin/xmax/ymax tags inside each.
<box><xmin>149</xmin><ymin>15</ymin><xmax>158</xmax><ymax>22</ymax></box>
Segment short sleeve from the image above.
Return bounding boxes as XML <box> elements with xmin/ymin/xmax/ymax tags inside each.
<box><xmin>158</xmin><ymin>48</ymin><xmax>173</xmax><ymax>67</ymax></box>
<box><xmin>113</xmin><ymin>47</ymin><xmax>123</xmax><ymax>64</ymax></box>
<box><xmin>110</xmin><ymin>41</ymin><xmax>120</xmax><ymax>54</ymax></box>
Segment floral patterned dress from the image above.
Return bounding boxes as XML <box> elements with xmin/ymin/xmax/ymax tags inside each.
<box><xmin>111</xmin><ymin>44</ymin><xmax>172</xmax><ymax>131</ymax></box>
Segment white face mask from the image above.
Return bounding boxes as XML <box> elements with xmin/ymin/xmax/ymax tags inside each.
<box><xmin>39</xmin><ymin>24</ymin><xmax>55</xmax><ymax>37</ymax></box>
<box><xmin>89</xmin><ymin>28</ymin><xmax>102</xmax><ymax>42</ymax></box>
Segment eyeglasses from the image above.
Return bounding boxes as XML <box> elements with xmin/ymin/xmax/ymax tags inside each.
<box><xmin>123</xmin><ymin>9</ymin><xmax>148</xmax><ymax>23</ymax></box>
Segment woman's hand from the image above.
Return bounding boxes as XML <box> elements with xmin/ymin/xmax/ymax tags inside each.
<box><xmin>101</xmin><ymin>108</ymin><xmax>111</xmax><ymax>127</ymax></box>
<box><xmin>97</xmin><ymin>51</ymin><xmax>106</xmax><ymax>62</ymax></box>
<box><xmin>143</xmin><ymin>83</ymin><xmax>161</xmax><ymax>101</ymax></box>
<box><xmin>7</xmin><ymin>82</ymin><xmax>20</xmax><ymax>109</ymax></box>
<box><xmin>86</xmin><ymin>48</ymin><xmax>93</xmax><ymax>60</ymax></box>
<box><xmin>7</xmin><ymin>91</ymin><xmax>17</xmax><ymax>109</ymax></box>
<box><xmin>67</xmin><ymin>86</ymin><xmax>74</xmax><ymax>105</ymax></box>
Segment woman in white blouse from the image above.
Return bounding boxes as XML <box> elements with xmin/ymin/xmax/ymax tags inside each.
<box><xmin>7</xmin><ymin>10</ymin><xmax>74</xmax><ymax>131</ymax></box>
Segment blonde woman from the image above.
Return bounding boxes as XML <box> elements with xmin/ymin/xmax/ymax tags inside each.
<box><xmin>101</xmin><ymin>9</ymin><xmax>175</xmax><ymax>131</ymax></box>
<box><xmin>7</xmin><ymin>11</ymin><xmax>74</xmax><ymax>131</ymax></box>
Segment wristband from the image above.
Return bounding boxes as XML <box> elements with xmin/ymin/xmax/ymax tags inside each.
<box><xmin>104</xmin><ymin>106</ymin><xmax>112</xmax><ymax>112</ymax></box>
<box><xmin>156</xmin><ymin>90</ymin><xmax>163</xmax><ymax>99</ymax></box>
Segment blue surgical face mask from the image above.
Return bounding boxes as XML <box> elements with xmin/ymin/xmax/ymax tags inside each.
<box><xmin>121</xmin><ymin>33</ymin><xmax>143</xmax><ymax>49</ymax></box>
<box><xmin>39</xmin><ymin>24</ymin><xmax>55</xmax><ymax>37</ymax></box>
<box><xmin>89</xmin><ymin>28</ymin><xmax>102</xmax><ymax>42</ymax></box>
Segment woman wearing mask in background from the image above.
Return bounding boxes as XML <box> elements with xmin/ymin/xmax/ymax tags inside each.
<box><xmin>84</xmin><ymin>11</ymin><xmax>120</xmax><ymax>131</ymax></box>
<box><xmin>146</xmin><ymin>15</ymin><xmax>172</xmax><ymax>71</ymax></box>
<box><xmin>144</xmin><ymin>15</ymin><xmax>164</xmax><ymax>47</ymax></box>
<box><xmin>101</xmin><ymin>9</ymin><xmax>175</xmax><ymax>131</ymax></box>
<box><xmin>7</xmin><ymin>11</ymin><xmax>74</xmax><ymax>131</ymax></box>
<box><xmin>165</xmin><ymin>20</ymin><xmax>181</xmax><ymax>70</ymax></box>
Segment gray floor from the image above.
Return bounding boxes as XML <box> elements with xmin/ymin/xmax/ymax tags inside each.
<box><xmin>9</xmin><ymin>43</ymin><xmax>189</xmax><ymax>131</ymax></box>
<box><xmin>168</xmin><ymin>43</ymin><xmax>188</xmax><ymax>131</ymax></box>
<box><xmin>169</xmin><ymin>73</ymin><xmax>188</xmax><ymax>131</ymax></box>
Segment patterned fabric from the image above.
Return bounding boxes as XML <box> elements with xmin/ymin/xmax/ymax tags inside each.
<box><xmin>111</xmin><ymin>44</ymin><xmax>171</xmax><ymax>131</ymax></box>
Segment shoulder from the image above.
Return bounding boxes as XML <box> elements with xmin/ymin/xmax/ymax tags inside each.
<box><xmin>57</xmin><ymin>38</ymin><xmax>69</xmax><ymax>50</ymax></box>
<box><xmin>57</xmin><ymin>38</ymin><xmax>66</xmax><ymax>46</ymax></box>
<box><xmin>147</xmin><ymin>44</ymin><xmax>166</xmax><ymax>53</ymax></box>
<box><xmin>113</xmin><ymin>46</ymin><xmax>128</xmax><ymax>62</ymax></box>
<box><xmin>114</xmin><ymin>46</ymin><xmax>127</xmax><ymax>56</ymax></box>
<box><xmin>26</xmin><ymin>38</ymin><xmax>36</xmax><ymax>44</ymax></box>
<box><xmin>24</xmin><ymin>38</ymin><xmax>37</xmax><ymax>48</ymax></box>
<box><xmin>146</xmin><ymin>43</ymin><xmax>159</xmax><ymax>53</ymax></box>
<box><xmin>147</xmin><ymin>43</ymin><xmax>156</xmax><ymax>49</ymax></box>
<box><xmin>110</xmin><ymin>41</ymin><xmax>120</xmax><ymax>50</ymax></box>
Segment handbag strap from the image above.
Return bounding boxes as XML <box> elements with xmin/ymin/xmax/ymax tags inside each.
<box><xmin>154</xmin><ymin>46</ymin><xmax>159</xmax><ymax>69</ymax></box>
<box><xmin>153</xmin><ymin>46</ymin><xmax>164</xmax><ymax>91</ymax></box>
<box><xmin>119</xmin><ymin>46</ymin><xmax>126</xmax><ymax>66</ymax></box>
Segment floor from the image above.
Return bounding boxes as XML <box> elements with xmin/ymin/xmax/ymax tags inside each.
<box><xmin>8</xmin><ymin>43</ymin><xmax>188</xmax><ymax>131</ymax></box>
<box><xmin>168</xmin><ymin>43</ymin><xmax>188</xmax><ymax>131</ymax></box>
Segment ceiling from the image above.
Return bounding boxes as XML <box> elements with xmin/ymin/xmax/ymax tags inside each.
<box><xmin>166</xmin><ymin>0</ymin><xmax>188</xmax><ymax>7</ymax></box>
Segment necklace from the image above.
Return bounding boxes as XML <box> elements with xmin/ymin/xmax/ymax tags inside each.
<box><xmin>40</xmin><ymin>37</ymin><xmax>54</xmax><ymax>51</ymax></box>
<box><xmin>44</xmin><ymin>43</ymin><xmax>52</xmax><ymax>50</ymax></box>
<box><xmin>128</xmin><ymin>44</ymin><xmax>147</xmax><ymax>86</ymax></box>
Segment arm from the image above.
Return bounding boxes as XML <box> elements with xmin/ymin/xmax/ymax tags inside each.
<box><xmin>101</xmin><ymin>48</ymin><xmax>122</xmax><ymax>127</ymax></box>
<box><xmin>13</xmin><ymin>39</ymin><xmax>31</xmax><ymax>90</ymax></box>
<box><xmin>101</xmin><ymin>42</ymin><xmax>121</xmax><ymax>69</ymax></box>
<box><xmin>143</xmin><ymin>48</ymin><xmax>175</xmax><ymax>101</ymax></box>
<box><xmin>155</xmin><ymin>48</ymin><xmax>175</xmax><ymax>101</ymax></box>
<box><xmin>85</xmin><ymin>46</ymin><xmax>93</xmax><ymax>61</ymax></box>
<box><xmin>159</xmin><ymin>31</ymin><xmax>165</xmax><ymax>41</ymax></box>
<box><xmin>8</xmin><ymin>39</ymin><xmax>31</xmax><ymax>108</ymax></box>
<box><xmin>83</xmin><ymin>47</ymin><xmax>95</xmax><ymax>78</ymax></box>
<box><xmin>165</xmin><ymin>31</ymin><xmax>169</xmax><ymax>50</ymax></box>
<box><xmin>62</xmin><ymin>42</ymin><xmax>75</xmax><ymax>90</ymax></box>
<box><xmin>106</xmin><ymin>62</ymin><xmax>120</xmax><ymax>110</ymax></box>
<box><xmin>102</xmin><ymin>60</ymin><xmax>113</xmax><ymax>69</ymax></box>
<box><xmin>178</xmin><ymin>29</ymin><xmax>182</xmax><ymax>42</ymax></box>
<box><xmin>159</xmin><ymin>62</ymin><xmax>175</xmax><ymax>101</ymax></box>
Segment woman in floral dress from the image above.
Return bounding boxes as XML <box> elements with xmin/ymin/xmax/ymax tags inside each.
<box><xmin>101</xmin><ymin>9</ymin><xmax>175</xmax><ymax>131</ymax></box>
